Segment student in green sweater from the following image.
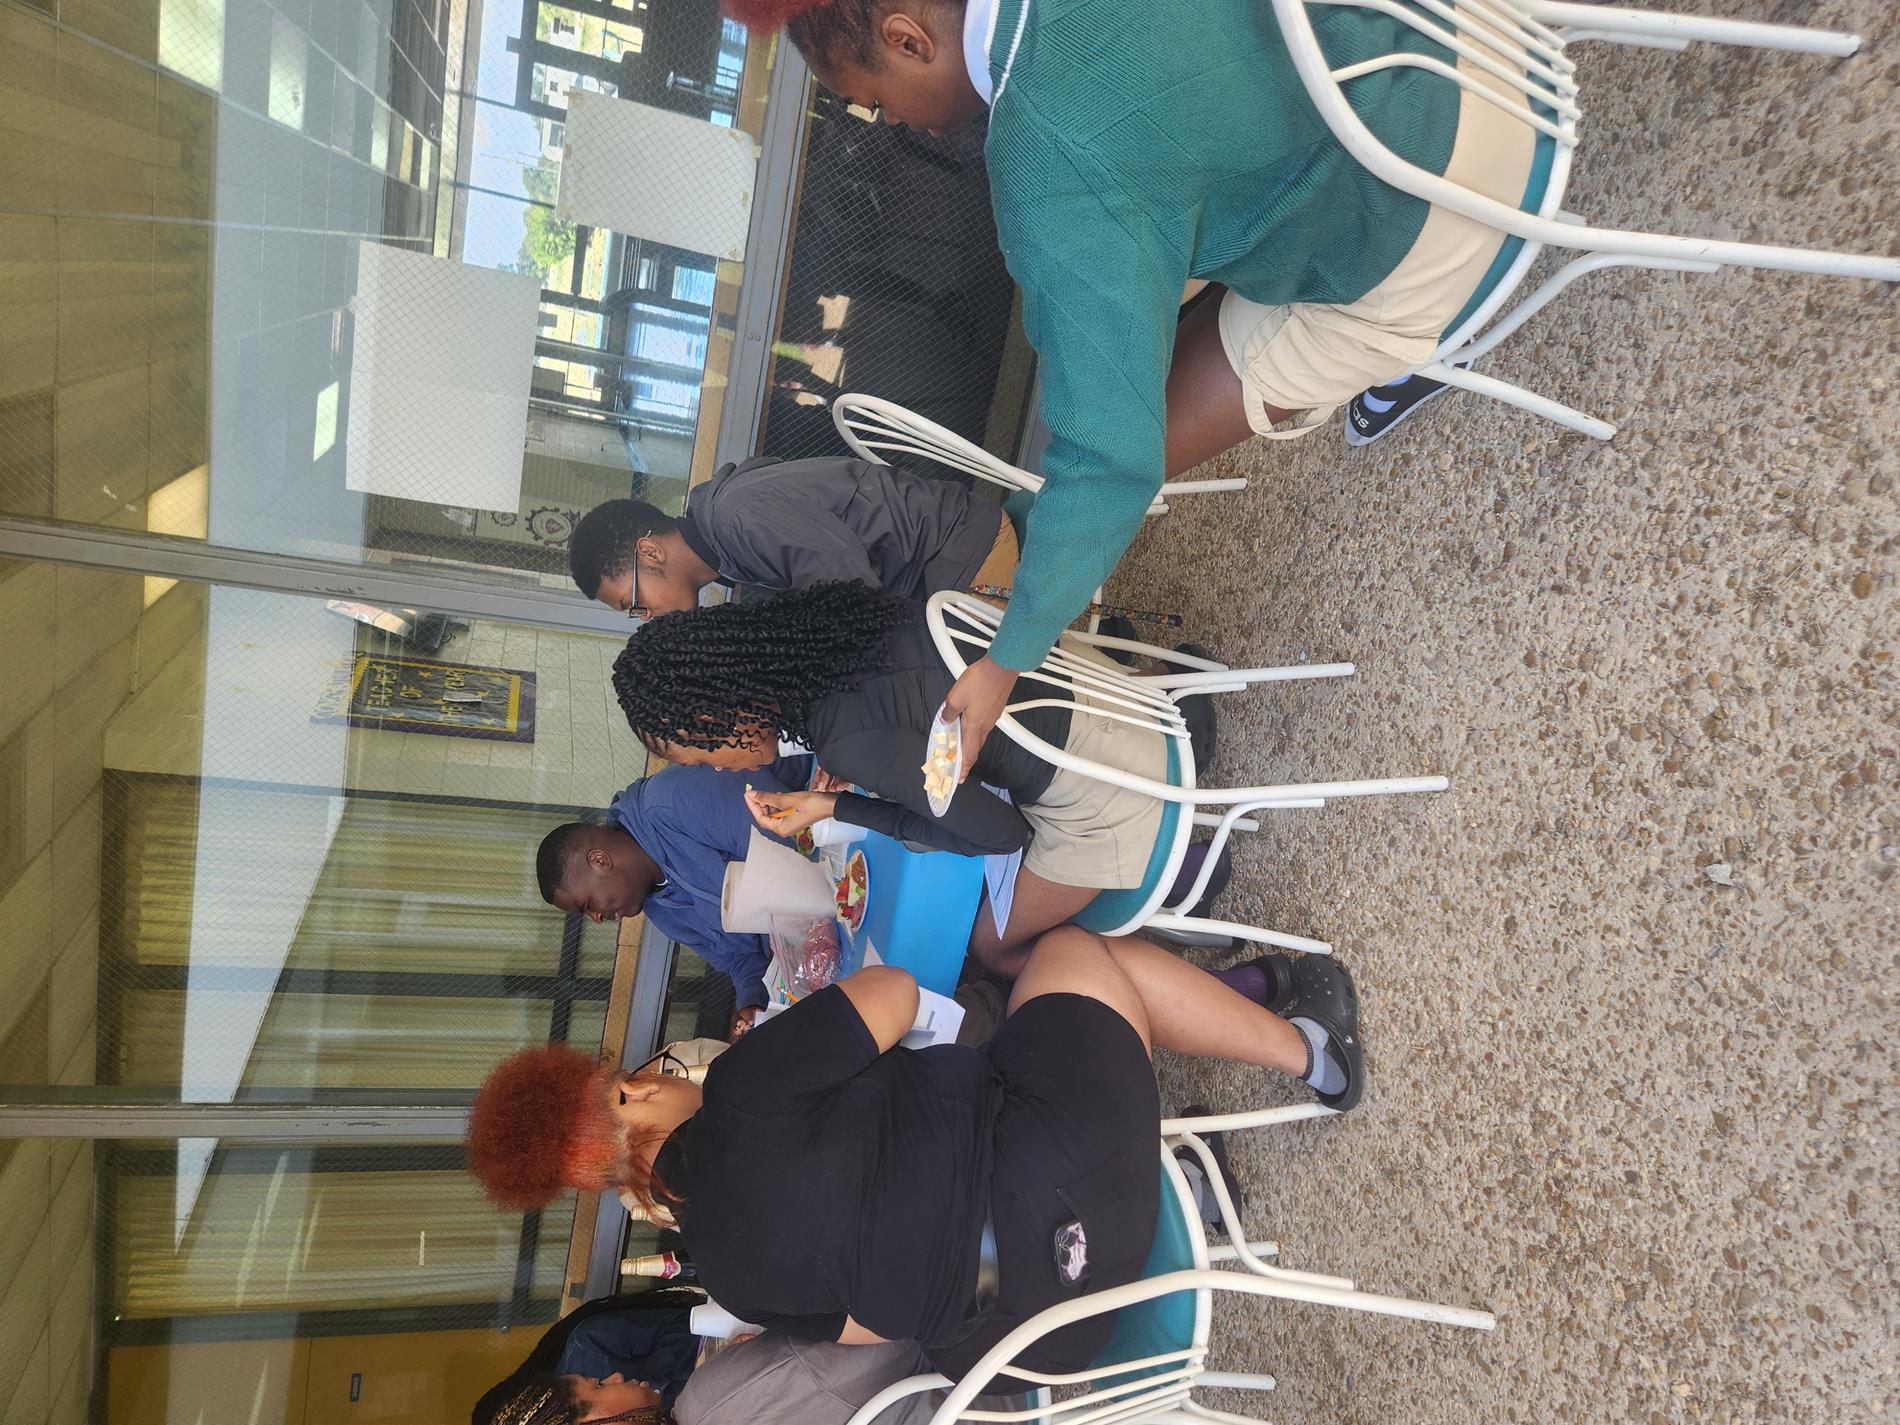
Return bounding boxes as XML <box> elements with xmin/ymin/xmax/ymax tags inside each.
<box><xmin>727</xmin><ymin>0</ymin><xmax>1533</xmax><ymax>766</ymax></box>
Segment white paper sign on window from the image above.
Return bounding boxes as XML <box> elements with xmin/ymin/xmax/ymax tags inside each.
<box><xmin>344</xmin><ymin>244</ymin><xmax>542</xmax><ymax>513</ymax></box>
<box><xmin>557</xmin><ymin>91</ymin><xmax>760</xmax><ymax>262</ymax></box>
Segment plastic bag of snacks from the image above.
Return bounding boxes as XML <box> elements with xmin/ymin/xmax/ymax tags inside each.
<box><xmin>768</xmin><ymin>914</ymin><xmax>843</xmax><ymax>998</ymax></box>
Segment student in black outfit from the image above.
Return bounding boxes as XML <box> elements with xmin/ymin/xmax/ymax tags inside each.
<box><xmin>610</xmin><ymin>582</ymin><xmax>1204</xmax><ymax>975</ymax></box>
<box><xmin>466</xmin><ymin>934</ymin><xmax>1365</xmax><ymax>1387</ymax></box>
<box><xmin>567</xmin><ymin>456</ymin><xmax>1017</xmax><ymax>618</ymax></box>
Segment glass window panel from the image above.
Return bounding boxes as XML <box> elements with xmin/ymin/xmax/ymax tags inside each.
<box><xmin>0</xmin><ymin>557</ymin><xmax>681</xmax><ymax>1422</ymax></box>
<box><xmin>757</xmin><ymin>91</ymin><xmax>1033</xmax><ymax>462</ymax></box>
<box><xmin>633</xmin><ymin>323</ymin><xmax>707</xmax><ymax>369</ymax></box>
<box><xmin>2</xmin><ymin>0</ymin><xmax>786</xmax><ymax>578</ymax></box>
<box><xmin>581</xmin><ymin>234</ymin><xmax>612</xmax><ymax>300</ymax></box>
<box><xmin>0</xmin><ymin>1135</ymin><xmax>571</xmax><ymax>1425</ymax></box>
<box><xmin>671</xmin><ymin>266</ymin><xmax>716</xmax><ymax>307</ymax></box>
<box><xmin>604</xmin><ymin>19</ymin><xmax>645</xmax><ymax>60</ymax></box>
<box><xmin>0</xmin><ymin>566</ymin><xmax>647</xmax><ymax>1103</ymax></box>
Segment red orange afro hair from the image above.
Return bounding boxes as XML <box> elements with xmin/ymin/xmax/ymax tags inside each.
<box><xmin>467</xmin><ymin>1044</ymin><xmax>624</xmax><ymax>1210</ymax></box>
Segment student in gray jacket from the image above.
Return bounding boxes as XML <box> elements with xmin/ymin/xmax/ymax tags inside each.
<box><xmin>569</xmin><ymin>456</ymin><xmax>1015</xmax><ymax>618</ymax></box>
<box><xmin>675</xmin><ymin>1334</ymin><xmax>945</xmax><ymax>1425</ymax></box>
<box><xmin>483</xmin><ymin>1332</ymin><xmax>957</xmax><ymax>1425</ymax></box>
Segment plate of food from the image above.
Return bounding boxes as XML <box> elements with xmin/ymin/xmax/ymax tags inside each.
<box><xmin>834</xmin><ymin>848</ymin><xmax>869</xmax><ymax>934</ymax></box>
<box><xmin>922</xmin><ymin>706</ymin><xmax>962</xmax><ymax>817</ymax></box>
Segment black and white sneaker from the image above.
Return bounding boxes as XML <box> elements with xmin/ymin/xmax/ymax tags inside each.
<box><xmin>1343</xmin><ymin>366</ymin><xmax>1467</xmax><ymax>448</ymax></box>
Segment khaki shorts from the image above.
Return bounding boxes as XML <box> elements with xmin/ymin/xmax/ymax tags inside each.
<box><xmin>969</xmin><ymin>515</ymin><xmax>1021</xmax><ymax>591</ymax></box>
<box><xmin>1217</xmin><ymin>43</ymin><xmax>1538</xmax><ymax>432</ymax></box>
<box><xmin>1021</xmin><ymin>641</ymin><xmax>1169</xmax><ymax>891</ymax></box>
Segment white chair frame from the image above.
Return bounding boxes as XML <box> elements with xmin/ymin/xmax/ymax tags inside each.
<box><xmin>924</xmin><ymin>591</ymin><xmax>1449</xmax><ymax>956</ymax></box>
<box><xmin>833</xmin><ymin>393</ymin><xmax>1250</xmax><ymax>518</ymax></box>
<box><xmin>1270</xmin><ymin>0</ymin><xmax>1900</xmax><ymax>440</ymax></box>
<box><xmin>844</xmin><ymin>1111</ymin><xmax>1495</xmax><ymax>1425</ymax></box>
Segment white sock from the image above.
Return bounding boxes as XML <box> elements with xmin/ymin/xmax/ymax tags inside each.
<box><xmin>1174</xmin><ymin>1153</ymin><xmax>1218</xmax><ymax>1224</ymax></box>
<box><xmin>1291</xmin><ymin>1017</ymin><xmax>1346</xmax><ymax>1095</ymax></box>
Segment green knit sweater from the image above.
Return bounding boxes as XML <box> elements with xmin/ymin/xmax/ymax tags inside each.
<box><xmin>982</xmin><ymin>0</ymin><xmax>1459</xmax><ymax>669</ymax></box>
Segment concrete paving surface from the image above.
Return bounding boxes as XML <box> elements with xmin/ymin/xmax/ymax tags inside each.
<box><xmin>1123</xmin><ymin>5</ymin><xmax>1898</xmax><ymax>1419</ymax></box>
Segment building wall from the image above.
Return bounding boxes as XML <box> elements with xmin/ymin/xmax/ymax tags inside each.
<box><xmin>0</xmin><ymin>47</ymin><xmax>221</xmax><ymax>1425</ymax></box>
<box><xmin>0</xmin><ymin>557</ymin><xmax>210</xmax><ymax>1424</ymax></box>
<box><xmin>105</xmin><ymin>1324</ymin><xmax>551</xmax><ymax>1425</ymax></box>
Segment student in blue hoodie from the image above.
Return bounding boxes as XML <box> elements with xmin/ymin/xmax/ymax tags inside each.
<box><xmin>536</xmin><ymin>757</ymin><xmax>808</xmax><ymax>1025</ymax></box>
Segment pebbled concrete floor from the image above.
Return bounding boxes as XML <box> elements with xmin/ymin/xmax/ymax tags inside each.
<box><xmin>1124</xmin><ymin>5</ymin><xmax>1898</xmax><ymax>1421</ymax></box>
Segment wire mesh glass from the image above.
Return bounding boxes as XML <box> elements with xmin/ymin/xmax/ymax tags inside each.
<box><xmin>0</xmin><ymin>0</ymin><xmax>785</xmax><ymax>588</ymax></box>
<box><xmin>0</xmin><ymin>555</ymin><xmax>653</xmax><ymax>1419</ymax></box>
<box><xmin>755</xmin><ymin>92</ymin><xmax>1034</xmax><ymax>464</ymax></box>
<box><xmin>0</xmin><ymin>1133</ymin><xmax>572</xmax><ymax>1424</ymax></box>
<box><xmin>0</xmin><ymin>562</ymin><xmax>645</xmax><ymax>1102</ymax></box>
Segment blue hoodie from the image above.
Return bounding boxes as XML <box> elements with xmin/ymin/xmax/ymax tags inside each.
<box><xmin>606</xmin><ymin>757</ymin><xmax>808</xmax><ymax>1007</ymax></box>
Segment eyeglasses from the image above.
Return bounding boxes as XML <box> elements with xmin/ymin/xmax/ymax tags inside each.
<box><xmin>625</xmin><ymin>566</ymin><xmax>653</xmax><ymax>621</ymax></box>
<box><xmin>630</xmin><ymin>1048</ymin><xmax>705</xmax><ymax>1082</ymax></box>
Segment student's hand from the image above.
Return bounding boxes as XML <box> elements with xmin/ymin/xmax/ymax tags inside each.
<box><xmin>943</xmin><ymin>655</ymin><xmax>1019</xmax><ymax>782</ymax></box>
<box><xmin>809</xmin><ymin>766</ymin><xmax>851</xmax><ymax>794</ymax></box>
<box><xmin>728</xmin><ymin>1005</ymin><xmax>761</xmax><ymax>1041</ymax></box>
<box><xmin>744</xmin><ymin>787</ymin><xmax>837</xmax><ymax>836</ymax></box>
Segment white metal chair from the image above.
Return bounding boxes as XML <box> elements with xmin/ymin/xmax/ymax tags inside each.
<box><xmin>844</xmin><ymin>1110</ymin><xmax>1496</xmax><ymax>1425</ymax></box>
<box><xmin>833</xmin><ymin>393</ymin><xmax>1250</xmax><ymax>517</ymax></box>
<box><xmin>924</xmin><ymin>591</ymin><xmax>1449</xmax><ymax>955</ymax></box>
<box><xmin>1270</xmin><ymin>0</ymin><xmax>1900</xmax><ymax>440</ymax></box>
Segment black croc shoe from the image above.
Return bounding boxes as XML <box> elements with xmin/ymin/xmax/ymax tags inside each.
<box><xmin>1097</xmin><ymin>615</ymin><xmax>1140</xmax><ymax>665</ymax></box>
<box><xmin>1172</xmin><ymin>643</ymin><xmax>1220</xmax><ymax>776</ymax></box>
<box><xmin>1177</xmin><ymin>1103</ymin><xmax>1247</xmax><ymax>1225</ymax></box>
<box><xmin>1279</xmin><ymin>957</ymin><xmax>1365</xmax><ymax>1111</ymax></box>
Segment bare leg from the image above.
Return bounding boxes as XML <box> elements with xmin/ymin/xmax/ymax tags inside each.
<box><xmin>1007</xmin><ymin>924</ymin><xmax>1151</xmax><ymax>1052</ymax></box>
<box><xmin>1101</xmin><ymin>934</ymin><xmax>1307</xmax><ymax>1076</ymax></box>
<box><xmin>1165</xmin><ymin>293</ymin><xmax>1295</xmax><ymax>476</ymax></box>
<box><xmin>1008</xmin><ymin>927</ymin><xmax>1308</xmax><ymax>1080</ymax></box>
<box><xmin>967</xmin><ymin>870</ymin><xmax>1097</xmax><ymax>979</ymax></box>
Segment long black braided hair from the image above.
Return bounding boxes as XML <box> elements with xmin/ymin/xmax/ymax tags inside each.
<box><xmin>612</xmin><ymin>581</ymin><xmax>916</xmax><ymax>752</ymax></box>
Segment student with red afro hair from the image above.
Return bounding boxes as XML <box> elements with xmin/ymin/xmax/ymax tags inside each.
<box><xmin>467</xmin><ymin>1044</ymin><xmax>670</xmax><ymax>1210</ymax></box>
<box><xmin>720</xmin><ymin>0</ymin><xmax>1531</xmax><ymax>777</ymax></box>
<box><xmin>467</xmin><ymin>928</ymin><xmax>1367</xmax><ymax>1381</ymax></box>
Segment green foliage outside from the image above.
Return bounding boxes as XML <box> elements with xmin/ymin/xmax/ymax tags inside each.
<box><xmin>516</xmin><ymin>159</ymin><xmax>575</xmax><ymax>279</ymax></box>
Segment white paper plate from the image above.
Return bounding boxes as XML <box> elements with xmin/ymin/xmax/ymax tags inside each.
<box><xmin>836</xmin><ymin>849</ymin><xmax>870</xmax><ymax>934</ymax></box>
<box><xmin>923</xmin><ymin>705</ymin><xmax>963</xmax><ymax>817</ymax></box>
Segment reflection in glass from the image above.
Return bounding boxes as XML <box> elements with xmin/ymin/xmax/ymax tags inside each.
<box><xmin>158</xmin><ymin>0</ymin><xmax>226</xmax><ymax>93</ymax></box>
<box><xmin>4</xmin><ymin>0</ymin><xmax>773</xmax><ymax>584</ymax></box>
<box><xmin>760</xmin><ymin>94</ymin><xmax>1029</xmax><ymax>461</ymax></box>
<box><xmin>94</xmin><ymin>1138</ymin><xmax>572</xmax><ymax>1422</ymax></box>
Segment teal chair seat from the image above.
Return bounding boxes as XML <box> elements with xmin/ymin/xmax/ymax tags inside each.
<box><xmin>1438</xmin><ymin>126</ymin><xmax>1560</xmax><ymax>344</ymax></box>
<box><xmin>1073</xmin><ymin>739</ymin><xmax>1184</xmax><ymax>935</ymax></box>
<box><xmin>1090</xmin><ymin>1160</ymin><xmax>1199</xmax><ymax>1381</ymax></box>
